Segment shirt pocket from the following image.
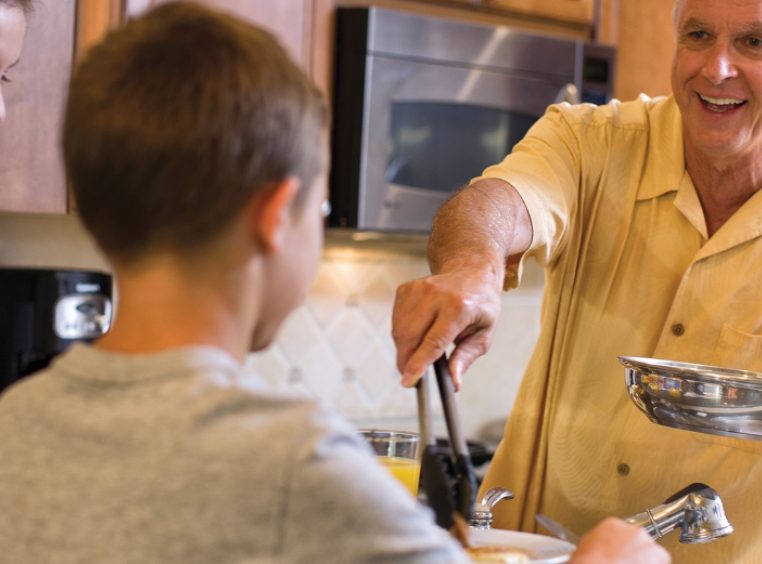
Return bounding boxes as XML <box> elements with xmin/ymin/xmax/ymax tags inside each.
<box><xmin>715</xmin><ymin>323</ymin><xmax>762</xmax><ymax>372</ymax></box>
<box><xmin>692</xmin><ymin>324</ymin><xmax>762</xmax><ymax>454</ymax></box>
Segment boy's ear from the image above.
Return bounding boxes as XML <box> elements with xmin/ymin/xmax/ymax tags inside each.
<box><xmin>248</xmin><ymin>176</ymin><xmax>301</xmax><ymax>254</ymax></box>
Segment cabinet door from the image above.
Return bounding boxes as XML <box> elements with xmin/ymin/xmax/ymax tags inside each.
<box><xmin>0</xmin><ymin>0</ymin><xmax>77</xmax><ymax>213</ymax></box>
<box><xmin>615</xmin><ymin>0</ymin><xmax>674</xmax><ymax>100</ymax></box>
<box><xmin>483</xmin><ymin>0</ymin><xmax>593</xmax><ymax>24</ymax></box>
<box><xmin>140</xmin><ymin>0</ymin><xmax>313</xmax><ymax>71</ymax></box>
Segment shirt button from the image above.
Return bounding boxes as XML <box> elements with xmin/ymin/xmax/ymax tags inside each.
<box><xmin>617</xmin><ymin>463</ymin><xmax>630</xmax><ymax>476</ymax></box>
<box><xmin>671</xmin><ymin>323</ymin><xmax>685</xmax><ymax>337</ymax></box>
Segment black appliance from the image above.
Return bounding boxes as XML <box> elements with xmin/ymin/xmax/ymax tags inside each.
<box><xmin>0</xmin><ymin>268</ymin><xmax>113</xmax><ymax>392</ymax></box>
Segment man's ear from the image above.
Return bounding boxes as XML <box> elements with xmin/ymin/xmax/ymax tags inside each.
<box><xmin>248</xmin><ymin>176</ymin><xmax>301</xmax><ymax>254</ymax></box>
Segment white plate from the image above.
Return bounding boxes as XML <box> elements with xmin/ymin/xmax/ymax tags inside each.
<box><xmin>468</xmin><ymin>528</ymin><xmax>575</xmax><ymax>563</ymax></box>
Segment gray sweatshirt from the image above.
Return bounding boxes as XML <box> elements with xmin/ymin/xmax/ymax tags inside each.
<box><xmin>0</xmin><ymin>344</ymin><xmax>467</xmax><ymax>563</ymax></box>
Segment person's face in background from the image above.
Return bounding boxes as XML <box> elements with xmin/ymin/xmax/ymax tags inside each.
<box><xmin>672</xmin><ymin>0</ymin><xmax>762</xmax><ymax>162</ymax></box>
<box><xmin>0</xmin><ymin>4</ymin><xmax>26</xmax><ymax>122</ymax></box>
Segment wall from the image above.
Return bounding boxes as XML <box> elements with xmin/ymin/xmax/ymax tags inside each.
<box><xmin>0</xmin><ymin>214</ymin><xmax>544</xmax><ymax>444</ymax></box>
<box><xmin>0</xmin><ymin>212</ymin><xmax>110</xmax><ymax>271</ymax></box>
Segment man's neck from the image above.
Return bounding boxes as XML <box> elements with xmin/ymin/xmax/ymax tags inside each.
<box><xmin>685</xmin><ymin>147</ymin><xmax>762</xmax><ymax>237</ymax></box>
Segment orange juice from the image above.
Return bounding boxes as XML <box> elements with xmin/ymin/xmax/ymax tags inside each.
<box><xmin>378</xmin><ymin>456</ymin><xmax>421</xmax><ymax>496</ymax></box>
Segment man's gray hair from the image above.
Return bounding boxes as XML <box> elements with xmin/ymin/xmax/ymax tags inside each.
<box><xmin>673</xmin><ymin>0</ymin><xmax>681</xmax><ymax>27</ymax></box>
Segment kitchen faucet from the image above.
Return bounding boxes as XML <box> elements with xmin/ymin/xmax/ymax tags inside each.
<box><xmin>470</xmin><ymin>487</ymin><xmax>514</xmax><ymax>529</ymax></box>
<box><xmin>472</xmin><ymin>482</ymin><xmax>733</xmax><ymax>546</ymax></box>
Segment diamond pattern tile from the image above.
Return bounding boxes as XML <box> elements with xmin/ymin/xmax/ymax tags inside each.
<box><xmin>298</xmin><ymin>344</ymin><xmax>344</xmax><ymax>402</ymax></box>
<box><xmin>334</xmin><ymin>370</ymin><xmax>373</xmax><ymax>419</ymax></box>
<box><xmin>325</xmin><ymin>308</ymin><xmax>378</xmax><ymax>367</ymax></box>
<box><xmin>355</xmin><ymin>344</ymin><xmax>397</xmax><ymax>404</ymax></box>
<box><xmin>306</xmin><ymin>262</ymin><xmax>348</xmax><ymax>327</ymax></box>
<box><xmin>245</xmin><ymin>345</ymin><xmax>290</xmax><ymax>391</ymax></box>
<box><xmin>284</xmin><ymin>366</ymin><xmax>314</xmax><ymax>398</ymax></box>
<box><xmin>331</xmin><ymin>260</ymin><xmax>376</xmax><ymax>292</ymax></box>
<box><xmin>276</xmin><ymin>307</ymin><xmax>329</xmax><ymax>365</ymax></box>
<box><xmin>379</xmin><ymin>383</ymin><xmax>418</xmax><ymax>418</ymax></box>
<box><xmin>357</xmin><ymin>273</ymin><xmax>396</xmax><ymax>327</ymax></box>
<box><xmin>243</xmin><ymin>244</ymin><xmax>545</xmax><ymax>441</ymax></box>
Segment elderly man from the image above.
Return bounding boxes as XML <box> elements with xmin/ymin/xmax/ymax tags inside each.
<box><xmin>393</xmin><ymin>0</ymin><xmax>762</xmax><ymax>562</ymax></box>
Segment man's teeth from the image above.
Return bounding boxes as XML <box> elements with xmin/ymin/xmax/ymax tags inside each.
<box><xmin>699</xmin><ymin>94</ymin><xmax>745</xmax><ymax>106</ymax></box>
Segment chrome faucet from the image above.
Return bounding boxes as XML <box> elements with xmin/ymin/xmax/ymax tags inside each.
<box><xmin>624</xmin><ymin>483</ymin><xmax>733</xmax><ymax>544</ymax></box>
<box><xmin>470</xmin><ymin>482</ymin><xmax>732</xmax><ymax>547</ymax></box>
<box><xmin>470</xmin><ymin>487</ymin><xmax>514</xmax><ymax>529</ymax></box>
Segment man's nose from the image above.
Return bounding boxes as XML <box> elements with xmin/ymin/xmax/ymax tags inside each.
<box><xmin>0</xmin><ymin>91</ymin><xmax>6</xmax><ymax>123</ymax></box>
<box><xmin>702</xmin><ymin>42</ymin><xmax>738</xmax><ymax>84</ymax></box>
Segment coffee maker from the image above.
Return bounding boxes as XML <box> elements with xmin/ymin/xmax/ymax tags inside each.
<box><xmin>0</xmin><ymin>268</ymin><xmax>113</xmax><ymax>392</ymax></box>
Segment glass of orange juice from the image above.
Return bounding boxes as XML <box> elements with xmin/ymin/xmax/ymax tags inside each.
<box><xmin>360</xmin><ymin>429</ymin><xmax>421</xmax><ymax>497</ymax></box>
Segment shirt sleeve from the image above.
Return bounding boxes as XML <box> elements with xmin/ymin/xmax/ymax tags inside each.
<box><xmin>280</xmin><ymin>407</ymin><xmax>469</xmax><ymax>564</ymax></box>
<box><xmin>482</xmin><ymin>104</ymin><xmax>584</xmax><ymax>265</ymax></box>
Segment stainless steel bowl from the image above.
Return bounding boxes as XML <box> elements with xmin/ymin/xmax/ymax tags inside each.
<box><xmin>620</xmin><ymin>356</ymin><xmax>762</xmax><ymax>441</ymax></box>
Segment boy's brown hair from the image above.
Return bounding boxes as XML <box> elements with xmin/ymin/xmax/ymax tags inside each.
<box><xmin>63</xmin><ymin>2</ymin><xmax>328</xmax><ymax>264</ymax></box>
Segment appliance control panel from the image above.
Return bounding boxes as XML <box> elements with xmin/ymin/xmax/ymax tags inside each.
<box><xmin>54</xmin><ymin>294</ymin><xmax>113</xmax><ymax>340</ymax></box>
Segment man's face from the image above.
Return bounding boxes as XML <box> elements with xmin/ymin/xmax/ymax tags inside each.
<box><xmin>672</xmin><ymin>0</ymin><xmax>762</xmax><ymax>161</ymax></box>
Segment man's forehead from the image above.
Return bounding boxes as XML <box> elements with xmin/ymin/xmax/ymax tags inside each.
<box><xmin>677</xmin><ymin>0</ymin><xmax>762</xmax><ymax>26</ymax></box>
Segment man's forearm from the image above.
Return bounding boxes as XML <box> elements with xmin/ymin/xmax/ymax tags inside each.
<box><xmin>428</xmin><ymin>178</ymin><xmax>533</xmax><ymax>287</ymax></box>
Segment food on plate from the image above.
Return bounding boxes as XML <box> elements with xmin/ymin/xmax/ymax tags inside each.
<box><xmin>465</xmin><ymin>545</ymin><xmax>535</xmax><ymax>563</ymax></box>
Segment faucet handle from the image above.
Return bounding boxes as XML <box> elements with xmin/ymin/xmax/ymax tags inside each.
<box><xmin>470</xmin><ymin>487</ymin><xmax>514</xmax><ymax>529</ymax></box>
<box><xmin>679</xmin><ymin>486</ymin><xmax>734</xmax><ymax>544</ymax></box>
<box><xmin>624</xmin><ymin>483</ymin><xmax>733</xmax><ymax>544</ymax></box>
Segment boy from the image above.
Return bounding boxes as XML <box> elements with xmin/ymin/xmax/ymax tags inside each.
<box><xmin>0</xmin><ymin>3</ymin><xmax>666</xmax><ymax>563</ymax></box>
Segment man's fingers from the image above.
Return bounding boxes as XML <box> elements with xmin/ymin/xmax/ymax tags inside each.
<box><xmin>448</xmin><ymin>328</ymin><xmax>494</xmax><ymax>390</ymax></box>
<box><xmin>393</xmin><ymin>280</ymin><xmax>462</xmax><ymax>381</ymax></box>
<box><xmin>400</xmin><ymin>320</ymin><xmax>461</xmax><ymax>387</ymax></box>
<box><xmin>392</xmin><ymin>283</ymin><xmax>438</xmax><ymax>373</ymax></box>
<box><xmin>400</xmin><ymin>321</ymin><xmax>493</xmax><ymax>390</ymax></box>
<box><xmin>392</xmin><ymin>271</ymin><xmax>502</xmax><ymax>388</ymax></box>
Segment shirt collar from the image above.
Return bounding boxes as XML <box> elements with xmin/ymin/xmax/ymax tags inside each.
<box><xmin>635</xmin><ymin>96</ymin><xmax>686</xmax><ymax>202</ymax></box>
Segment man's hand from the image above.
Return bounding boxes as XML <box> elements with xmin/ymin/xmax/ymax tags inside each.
<box><xmin>392</xmin><ymin>268</ymin><xmax>502</xmax><ymax>390</ymax></box>
<box><xmin>571</xmin><ymin>518</ymin><xmax>670</xmax><ymax>564</ymax></box>
<box><xmin>392</xmin><ymin>178</ymin><xmax>532</xmax><ymax>390</ymax></box>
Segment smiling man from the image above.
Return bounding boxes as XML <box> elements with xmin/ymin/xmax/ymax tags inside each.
<box><xmin>392</xmin><ymin>0</ymin><xmax>762</xmax><ymax>562</ymax></box>
<box><xmin>672</xmin><ymin>0</ymin><xmax>762</xmax><ymax>234</ymax></box>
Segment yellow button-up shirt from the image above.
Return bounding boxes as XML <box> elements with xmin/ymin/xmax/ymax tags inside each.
<box><xmin>478</xmin><ymin>95</ymin><xmax>762</xmax><ymax>564</ymax></box>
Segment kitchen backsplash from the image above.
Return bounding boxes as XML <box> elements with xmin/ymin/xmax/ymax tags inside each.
<box><xmin>0</xmin><ymin>213</ymin><xmax>544</xmax><ymax>443</ymax></box>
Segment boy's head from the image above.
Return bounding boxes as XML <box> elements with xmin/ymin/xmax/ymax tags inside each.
<box><xmin>63</xmin><ymin>1</ymin><xmax>329</xmax><ymax>267</ymax></box>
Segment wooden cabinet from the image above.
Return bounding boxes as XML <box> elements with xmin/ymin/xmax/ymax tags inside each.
<box><xmin>77</xmin><ymin>0</ymin><xmax>123</xmax><ymax>59</ymax></box>
<box><xmin>0</xmin><ymin>0</ymin><xmax>671</xmax><ymax>216</ymax></box>
<box><xmin>0</xmin><ymin>0</ymin><xmax>77</xmax><ymax>213</ymax></box>
<box><xmin>140</xmin><ymin>0</ymin><xmax>315</xmax><ymax>71</ymax></box>
<box><xmin>481</xmin><ymin>0</ymin><xmax>593</xmax><ymax>25</ymax></box>
<box><xmin>615</xmin><ymin>0</ymin><xmax>674</xmax><ymax>100</ymax></box>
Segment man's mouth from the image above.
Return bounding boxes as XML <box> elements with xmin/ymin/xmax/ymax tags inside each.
<box><xmin>698</xmin><ymin>93</ymin><xmax>747</xmax><ymax>112</ymax></box>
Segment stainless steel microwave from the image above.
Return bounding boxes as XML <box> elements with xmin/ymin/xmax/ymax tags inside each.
<box><xmin>329</xmin><ymin>7</ymin><xmax>616</xmax><ymax>232</ymax></box>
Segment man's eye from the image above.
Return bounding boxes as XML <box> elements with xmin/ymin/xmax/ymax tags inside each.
<box><xmin>746</xmin><ymin>36</ymin><xmax>762</xmax><ymax>48</ymax></box>
<box><xmin>687</xmin><ymin>30</ymin><xmax>709</xmax><ymax>40</ymax></box>
<box><xmin>0</xmin><ymin>75</ymin><xmax>10</xmax><ymax>84</ymax></box>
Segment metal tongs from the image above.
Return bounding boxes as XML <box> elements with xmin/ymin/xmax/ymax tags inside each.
<box><xmin>416</xmin><ymin>355</ymin><xmax>478</xmax><ymax>544</ymax></box>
